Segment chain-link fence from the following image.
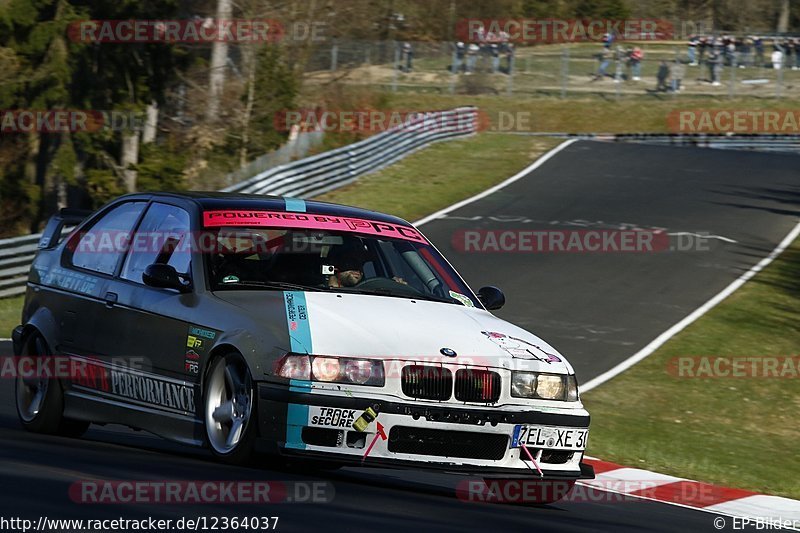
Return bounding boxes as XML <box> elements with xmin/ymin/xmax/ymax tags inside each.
<box><xmin>298</xmin><ymin>40</ymin><xmax>800</xmax><ymax>99</ymax></box>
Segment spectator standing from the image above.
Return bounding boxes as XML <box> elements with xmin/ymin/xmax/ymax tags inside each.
<box><xmin>754</xmin><ymin>36</ymin><xmax>764</xmax><ymax>67</ymax></box>
<box><xmin>740</xmin><ymin>37</ymin><xmax>752</xmax><ymax>68</ymax></box>
<box><xmin>726</xmin><ymin>39</ymin><xmax>737</xmax><ymax>67</ymax></box>
<box><xmin>595</xmin><ymin>46</ymin><xmax>611</xmax><ymax>80</ymax></box>
<box><xmin>454</xmin><ymin>41</ymin><xmax>465</xmax><ymax>73</ymax></box>
<box><xmin>402</xmin><ymin>42</ymin><xmax>413</xmax><ymax>72</ymax></box>
<box><xmin>707</xmin><ymin>49</ymin><xmax>722</xmax><ymax>85</ymax></box>
<box><xmin>629</xmin><ymin>46</ymin><xmax>643</xmax><ymax>81</ymax></box>
<box><xmin>505</xmin><ymin>43</ymin><xmax>515</xmax><ymax>75</ymax></box>
<box><xmin>783</xmin><ymin>40</ymin><xmax>793</xmax><ymax>71</ymax></box>
<box><xmin>656</xmin><ymin>60</ymin><xmax>670</xmax><ymax>91</ymax></box>
<box><xmin>466</xmin><ymin>43</ymin><xmax>479</xmax><ymax>74</ymax></box>
<box><xmin>772</xmin><ymin>45</ymin><xmax>784</xmax><ymax>71</ymax></box>
<box><xmin>698</xmin><ymin>36</ymin><xmax>708</xmax><ymax>65</ymax></box>
<box><xmin>490</xmin><ymin>42</ymin><xmax>500</xmax><ymax>73</ymax></box>
<box><xmin>688</xmin><ymin>35</ymin><xmax>698</xmax><ymax>66</ymax></box>
<box><xmin>671</xmin><ymin>59</ymin><xmax>685</xmax><ymax>91</ymax></box>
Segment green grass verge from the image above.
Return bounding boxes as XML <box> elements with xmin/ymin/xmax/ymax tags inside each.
<box><xmin>583</xmin><ymin>241</ymin><xmax>800</xmax><ymax>499</ymax></box>
<box><xmin>0</xmin><ymin>295</ymin><xmax>23</xmax><ymax>340</ymax></box>
<box><xmin>385</xmin><ymin>92</ymin><xmax>800</xmax><ymax>134</ymax></box>
<box><xmin>315</xmin><ymin>133</ymin><xmax>561</xmax><ymax>221</ymax></box>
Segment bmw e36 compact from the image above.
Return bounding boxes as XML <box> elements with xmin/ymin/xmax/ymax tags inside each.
<box><xmin>13</xmin><ymin>192</ymin><xmax>593</xmax><ymax>489</ymax></box>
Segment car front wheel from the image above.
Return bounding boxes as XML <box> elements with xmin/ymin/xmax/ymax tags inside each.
<box><xmin>204</xmin><ymin>353</ymin><xmax>257</xmax><ymax>465</ymax></box>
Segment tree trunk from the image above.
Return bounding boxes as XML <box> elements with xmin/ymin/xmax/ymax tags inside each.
<box><xmin>121</xmin><ymin>131</ymin><xmax>140</xmax><ymax>193</ymax></box>
<box><xmin>142</xmin><ymin>100</ymin><xmax>158</xmax><ymax>144</ymax></box>
<box><xmin>207</xmin><ymin>0</ymin><xmax>233</xmax><ymax>122</ymax></box>
<box><xmin>240</xmin><ymin>49</ymin><xmax>257</xmax><ymax>167</ymax></box>
<box><xmin>777</xmin><ymin>0</ymin><xmax>790</xmax><ymax>33</ymax></box>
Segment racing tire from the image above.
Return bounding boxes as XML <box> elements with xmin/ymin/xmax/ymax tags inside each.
<box><xmin>15</xmin><ymin>332</ymin><xmax>90</xmax><ymax>437</ymax></box>
<box><xmin>203</xmin><ymin>353</ymin><xmax>258</xmax><ymax>465</ymax></box>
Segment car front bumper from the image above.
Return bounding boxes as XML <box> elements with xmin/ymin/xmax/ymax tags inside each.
<box><xmin>256</xmin><ymin>381</ymin><xmax>594</xmax><ymax>480</ymax></box>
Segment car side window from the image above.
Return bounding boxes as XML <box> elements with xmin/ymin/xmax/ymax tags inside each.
<box><xmin>69</xmin><ymin>202</ymin><xmax>146</xmax><ymax>275</ymax></box>
<box><xmin>121</xmin><ymin>203</ymin><xmax>191</xmax><ymax>284</ymax></box>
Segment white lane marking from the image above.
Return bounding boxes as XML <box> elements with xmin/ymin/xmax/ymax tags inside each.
<box><xmin>413</xmin><ymin>139</ymin><xmax>580</xmax><ymax>227</ymax></box>
<box><xmin>582</xmin><ymin>219</ymin><xmax>800</xmax><ymax>392</ymax></box>
<box><xmin>0</xmin><ymin>338</ymin><xmax>11</xmax><ymax>341</ymax></box>
<box><xmin>667</xmin><ymin>231</ymin><xmax>738</xmax><ymax>243</ymax></box>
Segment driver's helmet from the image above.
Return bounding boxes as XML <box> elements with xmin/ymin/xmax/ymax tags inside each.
<box><xmin>326</xmin><ymin>236</ymin><xmax>368</xmax><ymax>273</ymax></box>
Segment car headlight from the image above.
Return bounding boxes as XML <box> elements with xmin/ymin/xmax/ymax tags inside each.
<box><xmin>276</xmin><ymin>354</ymin><xmax>384</xmax><ymax>386</ymax></box>
<box><xmin>566</xmin><ymin>374</ymin><xmax>579</xmax><ymax>401</ymax></box>
<box><xmin>511</xmin><ymin>371</ymin><xmax>536</xmax><ymax>397</ymax></box>
<box><xmin>511</xmin><ymin>372</ymin><xmax>580</xmax><ymax>401</ymax></box>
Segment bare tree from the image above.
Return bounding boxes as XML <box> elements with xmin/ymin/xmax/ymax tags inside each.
<box><xmin>777</xmin><ymin>0</ymin><xmax>790</xmax><ymax>32</ymax></box>
<box><xmin>207</xmin><ymin>0</ymin><xmax>233</xmax><ymax>122</ymax></box>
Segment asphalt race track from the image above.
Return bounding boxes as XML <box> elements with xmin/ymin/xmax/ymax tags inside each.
<box><xmin>1</xmin><ymin>140</ymin><xmax>797</xmax><ymax>532</ymax></box>
<box><xmin>426</xmin><ymin>141</ymin><xmax>799</xmax><ymax>380</ymax></box>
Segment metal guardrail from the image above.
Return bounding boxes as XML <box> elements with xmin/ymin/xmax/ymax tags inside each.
<box><xmin>0</xmin><ymin>107</ymin><xmax>478</xmax><ymax>299</ymax></box>
<box><xmin>222</xmin><ymin>107</ymin><xmax>478</xmax><ymax>196</ymax></box>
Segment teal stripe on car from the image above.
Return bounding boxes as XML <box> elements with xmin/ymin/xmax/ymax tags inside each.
<box><xmin>283</xmin><ymin>291</ymin><xmax>313</xmax><ymax>449</ymax></box>
<box><xmin>284</xmin><ymin>197</ymin><xmax>307</xmax><ymax>212</ymax></box>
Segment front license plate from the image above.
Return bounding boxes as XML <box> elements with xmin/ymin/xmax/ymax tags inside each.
<box><xmin>511</xmin><ymin>425</ymin><xmax>588</xmax><ymax>450</ymax></box>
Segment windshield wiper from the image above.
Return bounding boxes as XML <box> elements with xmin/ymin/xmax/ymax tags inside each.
<box><xmin>338</xmin><ymin>287</ymin><xmax>459</xmax><ymax>305</ymax></box>
<box><xmin>214</xmin><ymin>280</ymin><xmax>331</xmax><ymax>292</ymax></box>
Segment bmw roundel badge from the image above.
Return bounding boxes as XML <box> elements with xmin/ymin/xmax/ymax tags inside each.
<box><xmin>440</xmin><ymin>348</ymin><xmax>457</xmax><ymax>357</ymax></box>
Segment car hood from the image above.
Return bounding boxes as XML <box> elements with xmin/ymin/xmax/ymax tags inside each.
<box><xmin>215</xmin><ymin>290</ymin><xmax>574</xmax><ymax>375</ymax></box>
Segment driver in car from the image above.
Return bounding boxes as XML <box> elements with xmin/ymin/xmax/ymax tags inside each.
<box><xmin>326</xmin><ymin>238</ymin><xmax>367</xmax><ymax>288</ymax></box>
<box><xmin>326</xmin><ymin>237</ymin><xmax>406</xmax><ymax>288</ymax></box>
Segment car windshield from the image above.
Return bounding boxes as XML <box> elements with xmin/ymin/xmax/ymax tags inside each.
<box><xmin>205</xmin><ymin>225</ymin><xmax>480</xmax><ymax>307</ymax></box>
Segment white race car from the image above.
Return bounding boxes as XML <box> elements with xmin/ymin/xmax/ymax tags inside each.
<box><xmin>15</xmin><ymin>192</ymin><xmax>592</xmax><ymax>502</ymax></box>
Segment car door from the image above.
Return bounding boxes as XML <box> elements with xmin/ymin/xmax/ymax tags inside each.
<box><xmin>60</xmin><ymin>201</ymin><xmax>148</xmax><ymax>357</ymax></box>
<box><xmin>58</xmin><ymin>200</ymin><xmax>149</xmax><ymax>416</ymax></box>
<box><xmin>96</xmin><ymin>201</ymin><xmax>205</xmax><ymax>429</ymax></box>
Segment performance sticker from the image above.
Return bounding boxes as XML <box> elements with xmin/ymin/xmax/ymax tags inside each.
<box><xmin>203</xmin><ymin>210</ymin><xmax>427</xmax><ymax>244</ymax></box>
<box><xmin>309</xmin><ymin>407</ymin><xmax>357</xmax><ymax>429</ymax></box>
<box><xmin>449</xmin><ymin>290</ymin><xmax>475</xmax><ymax>307</ymax></box>
<box><xmin>481</xmin><ymin>331</ymin><xmax>562</xmax><ymax>362</ymax></box>
<box><xmin>71</xmin><ymin>357</ymin><xmax>196</xmax><ymax>413</ymax></box>
<box><xmin>184</xmin><ymin>326</ymin><xmax>217</xmax><ymax>375</ymax></box>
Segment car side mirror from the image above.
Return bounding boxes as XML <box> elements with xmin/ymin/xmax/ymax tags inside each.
<box><xmin>143</xmin><ymin>264</ymin><xmax>191</xmax><ymax>293</ymax></box>
<box><xmin>478</xmin><ymin>286</ymin><xmax>505</xmax><ymax>310</ymax></box>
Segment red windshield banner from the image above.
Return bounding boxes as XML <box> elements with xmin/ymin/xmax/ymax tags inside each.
<box><xmin>202</xmin><ymin>210</ymin><xmax>427</xmax><ymax>244</ymax></box>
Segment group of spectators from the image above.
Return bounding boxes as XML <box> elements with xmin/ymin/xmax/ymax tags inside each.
<box><xmin>687</xmin><ymin>34</ymin><xmax>800</xmax><ymax>85</ymax></box>
<box><xmin>593</xmin><ymin>32</ymin><xmax>649</xmax><ymax>83</ymax></box>
<box><xmin>594</xmin><ymin>32</ymin><xmax>800</xmax><ymax>89</ymax></box>
<box><xmin>452</xmin><ymin>29</ymin><xmax>515</xmax><ymax>75</ymax></box>
<box><xmin>687</xmin><ymin>35</ymin><xmax>800</xmax><ymax>69</ymax></box>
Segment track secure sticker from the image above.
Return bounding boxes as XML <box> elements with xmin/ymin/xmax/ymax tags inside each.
<box><xmin>309</xmin><ymin>407</ymin><xmax>357</xmax><ymax>428</ymax></box>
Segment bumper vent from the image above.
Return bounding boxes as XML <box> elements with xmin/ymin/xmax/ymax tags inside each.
<box><xmin>455</xmin><ymin>369</ymin><xmax>501</xmax><ymax>403</ymax></box>
<box><xmin>388</xmin><ymin>426</ymin><xmax>508</xmax><ymax>460</ymax></box>
<box><xmin>401</xmin><ymin>365</ymin><xmax>452</xmax><ymax>401</ymax></box>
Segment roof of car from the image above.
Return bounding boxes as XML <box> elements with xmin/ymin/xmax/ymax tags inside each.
<box><xmin>121</xmin><ymin>191</ymin><xmax>413</xmax><ymax>227</ymax></box>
